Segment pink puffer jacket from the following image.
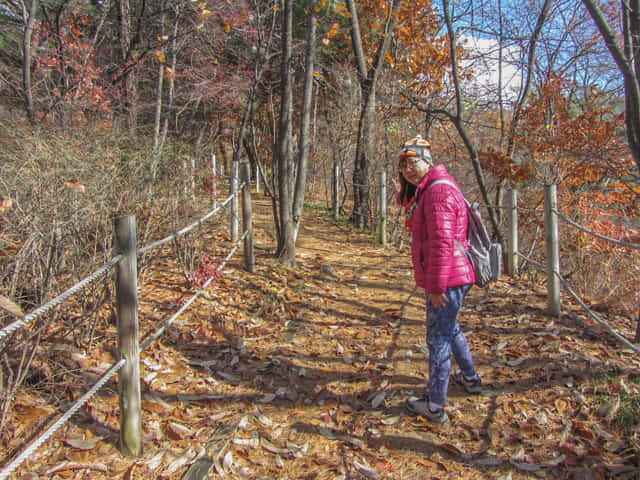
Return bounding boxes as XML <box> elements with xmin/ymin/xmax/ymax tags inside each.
<box><xmin>411</xmin><ymin>164</ymin><xmax>475</xmax><ymax>293</ymax></box>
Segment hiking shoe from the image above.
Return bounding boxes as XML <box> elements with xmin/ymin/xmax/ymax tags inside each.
<box><xmin>406</xmin><ymin>397</ymin><xmax>449</xmax><ymax>424</ymax></box>
<box><xmin>454</xmin><ymin>371</ymin><xmax>482</xmax><ymax>394</ymax></box>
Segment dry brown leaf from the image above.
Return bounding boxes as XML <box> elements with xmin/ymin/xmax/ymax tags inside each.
<box><xmin>0</xmin><ymin>195</ymin><xmax>13</xmax><ymax>214</ymax></box>
<box><xmin>166</xmin><ymin>421</ymin><xmax>193</xmax><ymax>440</ymax></box>
<box><xmin>0</xmin><ymin>294</ymin><xmax>23</xmax><ymax>318</ymax></box>
<box><xmin>45</xmin><ymin>461</ymin><xmax>107</xmax><ymax>474</ymax></box>
<box><xmin>554</xmin><ymin>398</ymin><xmax>571</xmax><ymax>415</ymax></box>
<box><xmin>598</xmin><ymin>396</ymin><xmax>621</xmax><ymax>420</ymax></box>
<box><xmin>64</xmin><ymin>179</ymin><xmax>86</xmax><ymax>193</ymax></box>
<box><xmin>64</xmin><ymin>436</ymin><xmax>102</xmax><ymax>450</ymax></box>
<box><xmin>353</xmin><ymin>459</ymin><xmax>380</xmax><ymax>479</ymax></box>
<box><xmin>440</xmin><ymin>443</ymin><xmax>465</xmax><ymax>457</ymax></box>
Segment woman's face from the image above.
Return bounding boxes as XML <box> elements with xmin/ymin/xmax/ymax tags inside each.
<box><xmin>399</xmin><ymin>155</ymin><xmax>430</xmax><ymax>186</ymax></box>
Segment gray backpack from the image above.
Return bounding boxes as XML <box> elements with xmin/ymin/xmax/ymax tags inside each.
<box><xmin>426</xmin><ymin>180</ymin><xmax>502</xmax><ymax>287</ymax></box>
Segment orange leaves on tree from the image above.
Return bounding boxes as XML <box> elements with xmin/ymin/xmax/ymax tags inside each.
<box><xmin>478</xmin><ymin>148</ymin><xmax>535</xmax><ymax>185</ymax></box>
<box><xmin>515</xmin><ymin>74</ymin><xmax>629</xmax><ymax>187</ymax></box>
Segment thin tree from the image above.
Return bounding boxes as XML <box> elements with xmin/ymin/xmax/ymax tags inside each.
<box><xmin>346</xmin><ymin>0</ymin><xmax>401</xmax><ymax>228</ymax></box>
<box><xmin>581</xmin><ymin>0</ymin><xmax>640</xmax><ymax>175</ymax></box>
<box><xmin>274</xmin><ymin>0</ymin><xmax>295</xmax><ymax>265</ymax></box>
<box><xmin>20</xmin><ymin>0</ymin><xmax>38</xmax><ymax>123</ymax></box>
<box><xmin>292</xmin><ymin>0</ymin><xmax>318</xmax><ymax>243</ymax></box>
<box><xmin>274</xmin><ymin>0</ymin><xmax>318</xmax><ymax>266</ymax></box>
<box><xmin>439</xmin><ymin>0</ymin><xmax>502</xmax><ymax>241</ymax></box>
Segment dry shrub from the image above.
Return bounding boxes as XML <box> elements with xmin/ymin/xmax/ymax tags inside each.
<box><xmin>0</xmin><ymin>108</ymin><xmax>211</xmax><ymax>438</ymax></box>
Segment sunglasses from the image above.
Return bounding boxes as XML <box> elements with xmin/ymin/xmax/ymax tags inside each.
<box><xmin>399</xmin><ymin>156</ymin><xmax>423</xmax><ymax>170</ymax></box>
<box><xmin>399</xmin><ymin>151</ymin><xmax>432</xmax><ymax>170</ymax></box>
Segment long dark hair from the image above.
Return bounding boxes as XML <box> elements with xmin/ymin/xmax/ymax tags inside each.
<box><xmin>396</xmin><ymin>173</ymin><xmax>417</xmax><ymax>207</ymax></box>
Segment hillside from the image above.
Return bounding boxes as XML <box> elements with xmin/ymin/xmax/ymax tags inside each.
<box><xmin>3</xmin><ymin>195</ymin><xmax>639</xmax><ymax>480</ymax></box>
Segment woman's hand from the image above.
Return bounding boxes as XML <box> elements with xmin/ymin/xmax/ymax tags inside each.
<box><xmin>429</xmin><ymin>292</ymin><xmax>448</xmax><ymax>309</ymax></box>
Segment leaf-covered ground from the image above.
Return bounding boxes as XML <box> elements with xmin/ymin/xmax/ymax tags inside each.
<box><xmin>5</xmin><ymin>197</ymin><xmax>640</xmax><ymax>479</ymax></box>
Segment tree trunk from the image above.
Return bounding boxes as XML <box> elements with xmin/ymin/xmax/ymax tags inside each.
<box><xmin>21</xmin><ymin>0</ymin><xmax>38</xmax><ymax>123</ymax></box>
<box><xmin>292</xmin><ymin>0</ymin><xmax>317</xmax><ymax>242</ymax></box>
<box><xmin>353</xmin><ymin>86</ymin><xmax>375</xmax><ymax>228</ymax></box>
<box><xmin>347</xmin><ymin>0</ymin><xmax>401</xmax><ymax>228</ymax></box>
<box><xmin>275</xmin><ymin>0</ymin><xmax>295</xmax><ymax>266</ymax></box>
<box><xmin>582</xmin><ymin>0</ymin><xmax>640</xmax><ymax>175</ymax></box>
<box><xmin>442</xmin><ymin>0</ymin><xmax>503</xmax><ymax>243</ymax></box>
<box><xmin>118</xmin><ymin>0</ymin><xmax>138</xmax><ymax>134</ymax></box>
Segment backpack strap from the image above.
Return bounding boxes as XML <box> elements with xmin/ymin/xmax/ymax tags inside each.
<box><xmin>425</xmin><ymin>179</ymin><xmax>459</xmax><ymax>194</ymax></box>
<box><xmin>425</xmin><ymin>179</ymin><xmax>469</xmax><ymax>254</ymax></box>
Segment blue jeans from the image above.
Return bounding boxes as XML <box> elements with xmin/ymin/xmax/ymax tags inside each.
<box><xmin>425</xmin><ymin>284</ymin><xmax>477</xmax><ymax>408</ymax></box>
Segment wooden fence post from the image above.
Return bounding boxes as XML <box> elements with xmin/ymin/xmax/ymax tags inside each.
<box><xmin>231</xmin><ymin>160</ymin><xmax>239</xmax><ymax>243</ymax></box>
<box><xmin>190</xmin><ymin>158</ymin><xmax>196</xmax><ymax>202</ymax></box>
<box><xmin>507</xmin><ymin>189</ymin><xmax>518</xmax><ymax>276</ymax></box>
<box><xmin>378</xmin><ymin>170</ymin><xmax>387</xmax><ymax>246</ymax></box>
<box><xmin>240</xmin><ymin>163</ymin><xmax>255</xmax><ymax>273</ymax></box>
<box><xmin>544</xmin><ymin>184</ymin><xmax>561</xmax><ymax>317</ymax></box>
<box><xmin>333</xmin><ymin>163</ymin><xmax>339</xmax><ymax>220</ymax></box>
<box><xmin>254</xmin><ymin>161</ymin><xmax>261</xmax><ymax>194</ymax></box>
<box><xmin>211</xmin><ymin>154</ymin><xmax>217</xmax><ymax>210</ymax></box>
<box><xmin>114</xmin><ymin>215</ymin><xmax>142</xmax><ymax>458</ymax></box>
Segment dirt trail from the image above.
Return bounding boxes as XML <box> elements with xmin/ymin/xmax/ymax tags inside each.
<box><xmin>10</xmin><ymin>196</ymin><xmax>639</xmax><ymax>479</ymax></box>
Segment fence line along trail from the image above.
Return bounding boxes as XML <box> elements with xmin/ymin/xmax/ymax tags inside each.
<box><xmin>2</xmin><ymin>195</ymin><xmax>639</xmax><ymax>480</ymax></box>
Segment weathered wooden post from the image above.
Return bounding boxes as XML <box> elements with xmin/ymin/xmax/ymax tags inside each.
<box><xmin>211</xmin><ymin>154</ymin><xmax>217</xmax><ymax>210</ymax></box>
<box><xmin>544</xmin><ymin>184</ymin><xmax>561</xmax><ymax>317</ymax></box>
<box><xmin>114</xmin><ymin>215</ymin><xmax>142</xmax><ymax>457</ymax></box>
<box><xmin>190</xmin><ymin>158</ymin><xmax>196</xmax><ymax>202</ymax></box>
<box><xmin>333</xmin><ymin>163</ymin><xmax>339</xmax><ymax>220</ymax></box>
<box><xmin>240</xmin><ymin>163</ymin><xmax>255</xmax><ymax>273</ymax></box>
<box><xmin>506</xmin><ymin>189</ymin><xmax>518</xmax><ymax>276</ymax></box>
<box><xmin>254</xmin><ymin>162</ymin><xmax>261</xmax><ymax>194</ymax></box>
<box><xmin>231</xmin><ymin>160</ymin><xmax>239</xmax><ymax>242</ymax></box>
<box><xmin>378</xmin><ymin>170</ymin><xmax>387</xmax><ymax>246</ymax></box>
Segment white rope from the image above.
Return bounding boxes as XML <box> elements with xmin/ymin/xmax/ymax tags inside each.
<box><xmin>555</xmin><ymin>271</ymin><xmax>640</xmax><ymax>354</ymax></box>
<box><xmin>515</xmin><ymin>251</ymin><xmax>546</xmax><ymax>269</ymax></box>
<box><xmin>140</xmin><ymin>230</ymin><xmax>248</xmax><ymax>350</ymax></box>
<box><xmin>0</xmin><ymin>255</ymin><xmax>123</xmax><ymax>343</ymax></box>
<box><xmin>0</xmin><ymin>359</ymin><xmax>126</xmax><ymax>480</ymax></box>
<box><xmin>137</xmin><ymin>194</ymin><xmax>234</xmax><ymax>255</ymax></box>
<box><xmin>553</xmin><ymin>209</ymin><xmax>640</xmax><ymax>249</ymax></box>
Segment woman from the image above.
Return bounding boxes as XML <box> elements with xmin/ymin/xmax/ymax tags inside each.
<box><xmin>397</xmin><ymin>135</ymin><xmax>482</xmax><ymax>424</ymax></box>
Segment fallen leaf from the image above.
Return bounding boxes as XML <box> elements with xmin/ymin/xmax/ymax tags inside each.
<box><xmin>45</xmin><ymin>462</ymin><xmax>107</xmax><ymax>474</ymax></box>
<box><xmin>166</xmin><ymin>421</ymin><xmax>193</xmax><ymax>440</ymax></box>
<box><xmin>554</xmin><ymin>398</ymin><xmax>571</xmax><ymax>415</ymax></box>
<box><xmin>353</xmin><ymin>459</ymin><xmax>380</xmax><ymax>479</ymax></box>
<box><xmin>165</xmin><ymin>448</ymin><xmax>196</xmax><ymax>474</ymax></box>
<box><xmin>598</xmin><ymin>396</ymin><xmax>621</xmax><ymax>420</ymax></box>
<box><xmin>371</xmin><ymin>392</ymin><xmax>386</xmax><ymax>409</ymax></box>
<box><xmin>261</xmin><ymin>437</ymin><xmax>290</xmax><ymax>455</ymax></box>
<box><xmin>64</xmin><ymin>437</ymin><xmax>102</xmax><ymax>450</ymax></box>
<box><xmin>0</xmin><ymin>294</ymin><xmax>23</xmax><ymax>318</ymax></box>
<box><xmin>381</xmin><ymin>415</ymin><xmax>400</xmax><ymax>425</ymax></box>
<box><xmin>0</xmin><ymin>195</ymin><xmax>12</xmax><ymax>214</ymax></box>
<box><xmin>64</xmin><ymin>179</ymin><xmax>86</xmax><ymax>193</ymax></box>
<box><xmin>223</xmin><ymin>451</ymin><xmax>234</xmax><ymax>473</ymax></box>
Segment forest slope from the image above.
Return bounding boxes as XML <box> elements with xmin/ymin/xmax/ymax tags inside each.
<box><xmin>4</xmin><ymin>196</ymin><xmax>639</xmax><ymax>480</ymax></box>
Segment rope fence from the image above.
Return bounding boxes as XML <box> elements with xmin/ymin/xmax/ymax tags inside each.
<box><xmin>553</xmin><ymin>209</ymin><xmax>640</xmax><ymax>250</ymax></box>
<box><xmin>0</xmin><ymin>359</ymin><xmax>126</xmax><ymax>480</ymax></box>
<box><xmin>1</xmin><ymin>157</ymin><xmax>638</xmax><ymax>476</ymax></box>
<box><xmin>140</xmin><ymin>230</ymin><xmax>248</xmax><ymax>350</ymax></box>
<box><xmin>0</xmin><ymin>255</ymin><xmax>123</xmax><ymax>343</ymax></box>
<box><xmin>336</xmin><ymin>174</ymin><xmax>638</xmax><ymax>353</ymax></box>
<box><xmin>0</xmin><ymin>163</ymin><xmax>254</xmax><ymax>478</ymax></box>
